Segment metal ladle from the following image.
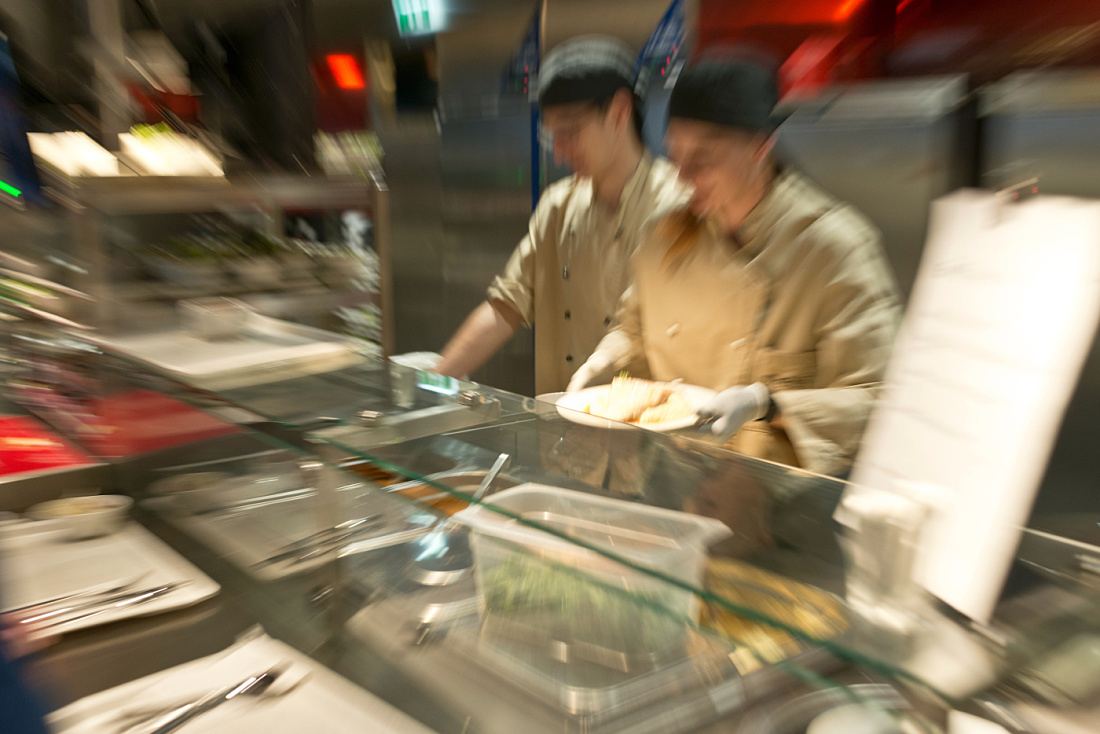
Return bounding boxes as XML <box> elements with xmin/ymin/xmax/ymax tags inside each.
<box><xmin>471</xmin><ymin>453</ymin><xmax>511</xmax><ymax>503</ymax></box>
<box><xmin>407</xmin><ymin>453</ymin><xmax>510</xmax><ymax>588</ymax></box>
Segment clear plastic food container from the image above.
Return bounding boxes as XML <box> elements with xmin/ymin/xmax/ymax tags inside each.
<box><xmin>455</xmin><ymin>484</ymin><xmax>732</xmax><ymax>632</ymax></box>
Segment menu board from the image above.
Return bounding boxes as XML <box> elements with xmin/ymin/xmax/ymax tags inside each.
<box><xmin>847</xmin><ymin>190</ymin><xmax>1100</xmax><ymax>624</ymax></box>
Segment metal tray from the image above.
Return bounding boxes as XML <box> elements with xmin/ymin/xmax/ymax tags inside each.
<box><xmin>141</xmin><ymin>479</ymin><xmax>440</xmax><ymax>581</ymax></box>
<box><xmin>88</xmin><ymin>311</ymin><xmax>363</xmax><ymax>390</ymax></box>
<box><xmin>343</xmin><ymin>548</ymin><xmax>844</xmax><ymax>734</ymax></box>
<box><xmin>423</xmin><ymin>583</ymin><xmax>840</xmax><ymax>721</ymax></box>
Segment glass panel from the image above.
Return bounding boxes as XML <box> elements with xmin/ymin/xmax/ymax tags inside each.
<box><xmin>92</xmin><ymin>345</ymin><xmax>530</xmax><ymax>436</ymax></box>
<box><xmin>122</xmin><ymin>415</ymin><xmax>919</xmax><ymax>730</ymax></box>
<box><xmin>131</xmin><ymin>423</ymin><xmax>923</xmax><ymax>734</ymax></box>
<box><xmin>311</xmin><ymin>398</ymin><xmax>1100</xmax><ymax>707</ymax></box>
<box><xmin>58</xmin><ymin>330</ymin><xmax>1100</xmax><ymax>725</ymax></box>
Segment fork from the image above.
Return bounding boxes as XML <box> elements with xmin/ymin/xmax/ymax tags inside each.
<box><xmin>7</xmin><ymin>573</ymin><xmax>149</xmax><ymax>616</ymax></box>
<box><xmin>113</xmin><ymin>665</ymin><xmax>307</xmax><ymax>733</ymax></box>
<box><xmin>128</xmin><ymin>663</ymin><xmax>289</xmax><ymax>734</ymax></box>
<box><xmin>29</xmin><ymin>583</ymin><xmax>185</xmax><ymax>632</ymax></box>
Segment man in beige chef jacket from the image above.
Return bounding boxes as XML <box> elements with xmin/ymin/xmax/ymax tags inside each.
<box><xmin>435</xmin><ymin>36</ymin><xmax>688</xmax><ymax>395</ymax></box>
<box><xmin>570</xmin><ymin>59</ymin><xmax>902</xmax><ymax>477</ymax></box>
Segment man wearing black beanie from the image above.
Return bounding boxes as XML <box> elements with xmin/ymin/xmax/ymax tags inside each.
<box><xmin>437</xmin><ymin>36</ymin><xmax>687</xmax><ymax>394</ymax></box>
<box><xmin>572</xmin><ymin>59</ymin><xmax>902</xmax><ymax>476</ymax></box>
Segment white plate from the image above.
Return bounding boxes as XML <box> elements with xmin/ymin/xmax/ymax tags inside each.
<box><xmin>49</xmin><ymin>630</ymin><xmax>434</xmax><ymax>734</ymax></box>
<box><xmin>545</xmin><ymin>382</ymin><xmax>716</xmax><ymax>432</ymax></box>
<box><xmin>0</xmin><ymin>522</ymin><xmax>220</xmax><ymax>636</ymax></box>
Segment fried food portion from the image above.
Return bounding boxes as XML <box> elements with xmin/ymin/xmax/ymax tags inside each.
<box><xmin>585</xmin><ymin>376</ymin><xmax>693</xmax><ymax>425</ymax></box>
<box><xmin>700</xmin><ymin>558</ymin><xmax>850</xmax><ymax>674</ymax></box>
<box><xmin>637</xmin><ymin>390</ymin><xmax>693</xmax><ymax>424</ymax></box>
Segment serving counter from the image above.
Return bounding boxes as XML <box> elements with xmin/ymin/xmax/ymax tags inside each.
<box><xmin>4</xmin><ymin>329</ymin><xmax>1100</xmax><ymax>733</ymax></box>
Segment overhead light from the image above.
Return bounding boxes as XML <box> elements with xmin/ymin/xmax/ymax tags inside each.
<box><xmin>392</xmin><ymin>0</ymin><xmax>445</xmax><ymax>37</ymax></box>
<box><xmin>327</xmin><ymin>54</ymin><xmax>366</xmax><ymax>90</ymax></box>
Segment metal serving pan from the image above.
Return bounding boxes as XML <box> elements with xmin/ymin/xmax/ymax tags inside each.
<box><xmin>88</xmin><ymin>311</ymin><xmax>363</xmax><ymax>391</ymax></box>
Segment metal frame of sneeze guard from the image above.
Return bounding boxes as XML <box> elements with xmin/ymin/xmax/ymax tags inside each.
<box><xmin>359</xmin><ymin>394</ymin><xmax>502</xmax><ymax>435</ymax></box>
<box><xmin>314</xmin><ymin>377</ymin><xmax>504</xmax><ymax>450</ymax></box>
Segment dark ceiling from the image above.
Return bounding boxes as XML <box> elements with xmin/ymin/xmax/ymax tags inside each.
<box><xmin>143</xmin><ymin>0</ymin><xmax>527</xmax><ymax>52</ymax></box>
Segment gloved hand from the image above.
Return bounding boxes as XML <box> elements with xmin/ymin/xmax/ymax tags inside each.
<box><xmin>566</xmin><ymin>351</ymin><xmax>615</xmax><ymax>393</ymax></box>
<box><xmin>697</xmin><ymin>382</ymin><xmax>771</xmax><ymax>439</ymax></box>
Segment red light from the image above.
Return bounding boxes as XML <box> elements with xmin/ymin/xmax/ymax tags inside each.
<box><xmin>326</xmin><ymin>54</ymin><xmax>365</xmax><ymax>89</ymax></box>
<box><xmin>897</xmin><ymin>0</ymin><xmax>916</xmax><ymax>10</ymax></box>
<box><xmin>834</xmin><ymin>0</ymin><xmax>865</xmax><ymax>20</ymax></box>
<box><xmin>1032</xmin><ymin>186</ymin><xmax>1039</xmax><ymax>194</ymax></box>
<box><xmin>660</xmin><ymin>68</ymin><xmax>665</xmax><ymax>76</ymax></box>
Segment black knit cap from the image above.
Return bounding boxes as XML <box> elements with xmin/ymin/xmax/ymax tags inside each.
<box><xmin>668</xmin><ymin>60</ymin><xmax>778</xmax><ymax>134</ymax></box>
<box><xmin>538</xmin><ymin>36</ymin><xmax>636</xmax><ymax>108</ymax></box>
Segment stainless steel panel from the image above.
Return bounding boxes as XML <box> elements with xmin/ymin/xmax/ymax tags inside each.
<box><xmin>384</xmin><ymin>12</ymin><xmax>537</xmax><ymax>395</ymax></box>
<box><xmin>981</xmin><ymin>70</ymin><xmax>1100</xmax><ymax>198</ymax></box>
<box><xmin>774</xmin><ymin>76</ymin><xmax>975</xmax><ymax>302</ymax></box>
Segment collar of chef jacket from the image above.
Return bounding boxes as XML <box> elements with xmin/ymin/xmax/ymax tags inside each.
<box><xmin>700</xmin><ymin>169</ymin><xmax>814</xmax><ymax>283</ymax></box>
<box><xmin>569</xmin><ymin>151</ymin><xmax>656</xmax><ymax>233</ymax></box>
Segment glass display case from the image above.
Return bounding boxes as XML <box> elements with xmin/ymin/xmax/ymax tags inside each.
<box><xmin>3</xmin><ymin>173</ymin><xmax>391</xmax><ymax>352</ymax></box>
<box><xmin>5</xmin><ymin>323</ymin><xmax>1100</xmax><ymax>734</ymax></box>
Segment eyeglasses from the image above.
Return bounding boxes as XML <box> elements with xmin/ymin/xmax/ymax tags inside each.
<box><xmin>672</xmin><ymin>148</ymin><xmax>720</xmax><ymax>177</ymax></box>
<box><xmin>538</xmin><ymin>106</ymin><xmax>602</xmax><ymax>150</ymax></box>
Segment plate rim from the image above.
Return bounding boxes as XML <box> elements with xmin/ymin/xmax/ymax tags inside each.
<box><xmin>548</xmin><ymin>382</ymin><xmax>715</xmax><ymax>432</ymax></box>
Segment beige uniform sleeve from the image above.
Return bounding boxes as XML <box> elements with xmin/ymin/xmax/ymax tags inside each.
<box><xmin>771</xmin><ymin>213</ymin><xmax>902</xmax><ymax>476</ymax></box>
<box><xmin>486</xmin><ymin>192</ymin><xmax>558</xmax><ymax>327</ymax></box>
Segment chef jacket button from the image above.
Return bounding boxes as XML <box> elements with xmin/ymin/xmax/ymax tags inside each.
<box><xmin>666</xmin><ymin>323</ymin><xmax>681</xmax><ymax>338</ymax></box>
<box><xmin>564</xmin><ymin>310</ymin><xmax>571</xmax><ymax>320</ymax></box>
<box><xmin>604</xmin><ymin>316</ymin><xmax>611</xmax><ymax>326</ymax></box>
<box><xmin>565</xmin><ymin>354</ymin><xmax>573</xmax><ymax>362</ymax></box>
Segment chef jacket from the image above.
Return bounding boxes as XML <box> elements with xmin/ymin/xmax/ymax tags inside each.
<box><xmin>487</xmin><ymin>152</ymin><xmax>688</xmax><ymax>395</ymax></box>
<box><xmin>592</xmin><ymin>169</ymin><xmax>902</xmax><ymax>475</ymax></box>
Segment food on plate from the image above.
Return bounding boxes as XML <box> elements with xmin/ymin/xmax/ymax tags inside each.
<box><xmin>585</xmin><ymin>376</ymin><xmax>694</xmax><ymax>425</ymax></box>
<box><xmin>700</xmin><ymin>558</ymin><xmax>849</xmax><ymax>673</ymax></box>
<box><xmin>27</xmin><ymin>494</ymin><xmax>133</xmax><ymax>540</ymax></box>
<box><xmin>637</xmin><ymin>391</ymin><xmax>693</xmax><ymax>424</ymax></box>
<box><xmin>33</xmin><ymin>496</ymin><xmax>119</xmax><ymax>517</ymax></box>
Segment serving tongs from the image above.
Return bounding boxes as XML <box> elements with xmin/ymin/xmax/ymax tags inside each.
<box><xmin>253</xmin><ymin>515</ymin><xmax>385</xmax><ymax>568</ymax></box>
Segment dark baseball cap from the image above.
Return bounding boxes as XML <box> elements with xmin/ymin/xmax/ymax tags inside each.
<box><xmin>668</xmin><ymin>59</ymin><xmax>779</xmax><ymax>134</ymax></box>
<box><xmin>538</xmin><ymin>35</ymin><xmax>636</xmax><ymax>108</ymax></box>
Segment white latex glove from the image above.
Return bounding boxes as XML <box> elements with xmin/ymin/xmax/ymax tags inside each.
<box><xmin>697</xmin><ymin>382</ymin><xmax>771</xmax><ymax>439</ymax></box>
<box><xmin>390</xmin><ymin>352</ymin><xmax>443</xmax><ymax>371</ymax></box>
<box><xmin>566</xmin><ymin>352</ymin><xmax>615</xmax><ymax>393</ymax></box>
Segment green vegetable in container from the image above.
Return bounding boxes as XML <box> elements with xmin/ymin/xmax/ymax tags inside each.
<box><xmin>480</xmin><ymin>554</ymin><xmax>685</xmax><ymax>655</ymax></box>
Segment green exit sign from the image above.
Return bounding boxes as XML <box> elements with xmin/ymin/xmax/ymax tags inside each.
<box><xmin>393</xmin><ymin>0</ymin><xmax>440</xmax><ymax>36</ymax></box>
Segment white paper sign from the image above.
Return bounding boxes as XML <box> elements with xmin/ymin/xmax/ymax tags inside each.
<box><xmin>847</xmin><ymin>189</ymin><xmax>1100</xmax><ymax>623</ymax></box>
